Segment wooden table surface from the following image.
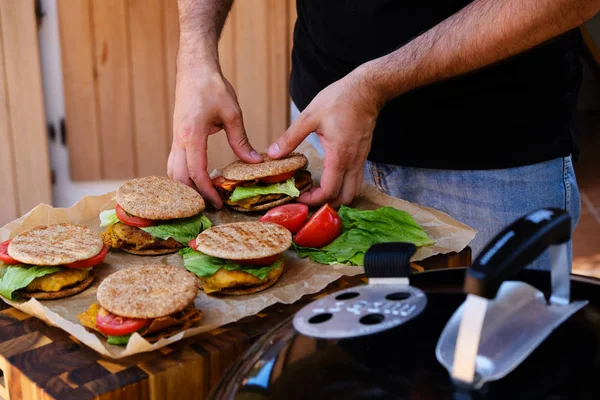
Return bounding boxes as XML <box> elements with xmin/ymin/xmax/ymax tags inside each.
<box><xmin>0</xmin><ymin>248</ymin><xmax>470</xmax><ymax>400</ymax></box>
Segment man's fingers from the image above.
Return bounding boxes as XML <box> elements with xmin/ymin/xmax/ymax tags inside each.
<box><xmin>168</xmin><ymin>146</ymin><xmax>195</xmax><ymax>187</ymax></box>
<box><xmin>185</xmin><ymin>135</ymin><xmax>223</xmax><ymax>209</ymax></box>
<box><xmin>330</xmin><ymin>170</ymin><xmax>358</xmax><ymax>209</ymax></box>
<box><xmin>267</xmin><ymin>111</ymin><xmax>317</xmax><ymax>159</ymax></box>
<box><xmin>222</xmin><ymin>108</ymin><xmax>263</xmax><ymax>164</ymax></box>
<box><xmin>297</xmin><ymin>154</ymin><xmax>345</xmax><ymax>206</ymax></box>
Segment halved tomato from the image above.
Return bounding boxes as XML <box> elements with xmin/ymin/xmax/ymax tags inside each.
<box><xmin>116</xmin><ymin>204</ymin><xmax>155</xmax><ymax>227</ymax></box>
<box><xmin>259</xmin><ymin>203</ymin><xmax>308</xmax><ymax>234</ymax></box>
<box><xmin>233</xmin><ymin>254</ymin><xmax>281</xmax><ymax>266</ymax></box>
<box><xmin>294</xmin><ymin>204</ymin><xmax>342</xmax><ymax>248</ymax></box>
<box><xmin>96</xmin><ymin>307</ymin><xmax>151</xmax><ymax>336</ymax></box>
<box><xmin>0</xmin><ymin>240</ymin><xmax>20</xmax><ymax>265</ymax></box>
<box><xmin>259</xmin><ymin>170</ymin><xmax>296</xmax><ymax>184</ymax></box>
<box><xmin>64</xmin><ymin>245</ymin><xmax>109</xmax><ymax>269</ymax></box>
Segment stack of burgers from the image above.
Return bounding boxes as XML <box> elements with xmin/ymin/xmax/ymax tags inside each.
<box><xmin>100</xmin><ymin>176</ymin><xmax>211</xmax><ymax>255</ymax></box>
<box><xmin>212</xmin><ymin>152</ymin><xmax>312</xmax><ymax>212</ymax></box>
<box><xmin>0</xmin><ymin>223</ymin><xmax>107</xmax><ymax>300</ymax></box>
<box><xmin>78</xmin><ymin>265</ymin><xmax>202</xmax><ymax>345</ymax></box>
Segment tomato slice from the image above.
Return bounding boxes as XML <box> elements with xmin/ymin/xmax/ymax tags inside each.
<box><xmin>232</xmin><ymin>254</ymin><xmax>281</xmax><ymax>266</ymax></box>
<box><xmin>188</xmin><ymin>238</ymin><xmax>198</xmax><ymax>250</ymax></box>
<box><xmin>259</xmin><ymin>203</ymin><xmax>309</xmax><ymax>234</ymax></box>
<box><xmin>115</xmin><ymin>204</ymin><xmax>155</xmax><ymax>227</ymax></box>
<box><xmin>0</xmin><ymin>240</ymin><xmax>20</xmax><ymax>265</ymax></box>
<box><xmin>294</xmin><ymin>204</ymin><xmax>342</xmax><ymax>248</ymax></box>
<box><xmin>259</xmin><ymin>170</ymin><xmax>296</xmax><ymax>184</ymax></box>
<box><xmin>212</xmin><ymin>176</ymin><xmax>243</xmax><ymax>191</ymax></box>
<box><xmin>96</xmin><ymin>307</ymin><xmax>151</xmax><ymax>336</ymax></box>
<box><xmin>64</xmin><ymin>245</ymin><xmax>109</xmax><ymax>269</ymax></box>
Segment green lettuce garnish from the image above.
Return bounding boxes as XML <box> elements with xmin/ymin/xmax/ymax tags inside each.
<box><xmin>293</xmin><ymin>205</ymin><xmax>434</xmax><ymax>266</ymax></box>
<box><xmin>99</xmin><ymin>209</ymin><xmax>212</xmax><ymax>245</ymax></box>
<box><xmin>141</xmin><ymin>214</ymin><xmax>212</xmax><ymax>245</ymax></box>
<box><xmin>0</xmin><ymin>265</ymin><xmax>61</xmax><ymax>300</ymax></box>
<box><xmin>229</xmin><ymin>178</ymin><xmax>300</xmax><ymax>203</ymax></box>
<box><xmin>99</xmin><ymin>209</ymin><xmax>119</xmax><ymax>227</ymax></box>
<box><xmin>107</xmin><ymin>334</ymin><xmax>131</xmax><ymax>346</ymax></box>
<box><xmin>180</xmin><ymin>247</ymin><xmax>282</xmax><ymax>280</ymax></box>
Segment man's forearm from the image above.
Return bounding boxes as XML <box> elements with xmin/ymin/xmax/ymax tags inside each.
<box><xmin>177</xmin><ymin>0</ymin><xmax>234</xmax><ymax>68</ymax></box>
<box><xmin>359</xmin><ymin>0</ymin><xmax>600</xmax><ymax>107</ymax></box>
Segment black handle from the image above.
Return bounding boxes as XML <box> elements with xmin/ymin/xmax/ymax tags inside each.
<box><xmin>465</xmin><ymin>208</ymin><xmax>571</xmax><ymax>299</ymax></box>
<box><xmin>364</xmin><ymin>242</ymin><xmax>416</xmax><ymax>279</ymax></box>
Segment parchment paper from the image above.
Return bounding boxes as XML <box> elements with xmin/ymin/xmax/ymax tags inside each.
<box><xmin>0</xmin><ymin>141</ymin><xmax>476</xmax><ymax>359</ymax></box>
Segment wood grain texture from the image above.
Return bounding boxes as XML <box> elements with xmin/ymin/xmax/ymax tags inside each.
<box><xmin>0</xmin><ymin>0</ymin><xmax>52</xmax><ymax>214</ymax></box>
<box><xmin>163</xmin><ymin>0</ymin><xmax>179</xmax><ymax>145</ymax></box>
<box><xmin>0</xmin><ymin>6</ymin><xmax>18</xmax><ymax>227</ymax></box>
<box><xmin>127</xmin><ymin>0</ymin><xmax>170</xmax><ymax>177</ymax></box>
<box><xmin>267</xmin><ymin>0</ymin><xmax>290</xmax><ymax>142</ymax></box>
<box><xmin>0</xmin><ymin>249</ymin><xmax>470</xmax><ymax>400</ymax></box>
<box><xmin>57</xmin><ymin>0</ymin><xmax>103</xmax><ymax>181</ymax></box>
<box><xmin>92</xmin><ymin>0</ymin><xmax>136</xmax><ymax>179</ymax></box>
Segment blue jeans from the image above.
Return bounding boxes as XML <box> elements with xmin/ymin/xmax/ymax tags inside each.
<box><xmin>292</xmin><ymin>102</ymin><xmax>581</xmax><ymax>271</ymax></box>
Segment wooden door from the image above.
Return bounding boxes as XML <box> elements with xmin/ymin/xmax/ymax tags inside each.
<box><xmin>57</xmin><ymin>0</ymin><xmax>297</xmax><ymax>181</ymax></box>
<box><xmin>0</xmin><ymin>0</ymin><xmax>52</xmax><ymax>226</ymax></box>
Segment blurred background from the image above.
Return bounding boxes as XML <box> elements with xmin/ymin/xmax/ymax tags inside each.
<box><xmin>0</xmin><ymin>0</ymin><xmax>598</xmax><ymax>276</ymax></box>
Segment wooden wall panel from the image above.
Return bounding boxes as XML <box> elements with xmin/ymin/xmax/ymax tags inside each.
<box><xmin>163</xmin><ymin>0</ymin><xmax>179</xmax><ymax>144</ymax></box>
<box><xmin>128</xmin><ymin>0</ymin><xmax>170</xmax><ymax>177</ymax></box>
<box><xmin>92</xmin><ymin>0</ymin><xmax>136</xmax><ymax>179</ymax></box>
<box><xmin>0</xmin><ymin>5</ymin><xmax>18</xmax><ymax>226</ymax></box>
<box><xmin>0</xmin><ymin>0</ymin><xmax>52</xmax><ymax>216</ymax></box>
<box><xmin>58</xmin><ymin>0</ymin><xmax>296</xmax><ymax>181</ymax></box>
<box><xmin>57</xmin><ymin>0</ymin><xmax>102</xmax><ymax>180</ymax></box>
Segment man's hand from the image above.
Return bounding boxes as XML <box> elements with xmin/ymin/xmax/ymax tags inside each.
<box><xmin>168</xmin><ymin>67</ymin><xmax>262</xmax><ymax>209</ymax></box>
<box><xmin>267</xmin><ymin>70</ymin><xmax>383</xmax><ymax>208</ymax></box>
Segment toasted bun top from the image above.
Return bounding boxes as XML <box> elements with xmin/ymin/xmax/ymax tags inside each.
<box><xmin>222</xmin><ymin>152</ymin><xmax>307</xmax><ymax>181</ymax></box>
<box><xmin>194</xmin><ymin>221</ymin><xmax>292</xmax><ymax>260</ymax></box>
<box><xmin>8</xmin><ymin>224</ymin><xmax>104</xmax><ymax>266</ymax></box>
<box><xmin>116</xmin><ymin>176</ymin><xmax>205</xmax><ymax>220</ymax></box>
<box><xmin>97</xmin><ymin>265</ymin><xmax>198</xmax><ymax>319</ymax></box>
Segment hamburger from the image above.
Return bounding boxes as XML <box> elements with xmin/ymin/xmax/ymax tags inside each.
<box><xmin>77</xmin><ymin>265</ymin><xmax>202</xmax><ymax>346</ymax></box>
<box><xmin>212</xmin><ymin>152</ymin><xmax>312</xmax><ymax>212</ymax></box>
<box><xmin>0</xmin><ymin>223</ymin><xmax>107</xmax><ymax>300</ymax></box>
<box><xmin>99</xmin><ymin>176</ymin><xmax>211</xmax><ymax>255</ymax></box>
<box><xmin>182</xmin><ymin>221</ymin><xmax>291</xmax><ymax>295</ymax></box>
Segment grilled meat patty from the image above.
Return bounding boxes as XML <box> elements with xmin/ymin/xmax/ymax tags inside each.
<box><xmin>219</xmin><ymin>170</ymin><xmax>313</xmax><ymax>209</ymax></box>
<box><xmin>102</xmin><ymin>222</ymin><xmax>182</xmax><ymax>251</ymax></box>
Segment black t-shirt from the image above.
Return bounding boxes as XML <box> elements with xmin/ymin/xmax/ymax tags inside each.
<box><xmin>289</xmin><ymin>0</ymin><xmax>584</xmax><ymax>169</ymax></box>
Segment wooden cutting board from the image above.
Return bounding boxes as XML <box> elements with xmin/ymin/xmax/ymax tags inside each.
<box><xmin>0</xmin><ymin>249</ymin><xmax>470</xmax><ymax>400</ymax></box>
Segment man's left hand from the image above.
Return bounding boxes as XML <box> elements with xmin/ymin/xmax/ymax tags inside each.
<box><xmin>266</xmin><ymin>69</ymin><xmax>383</xmax><ymax>208</ymax></box>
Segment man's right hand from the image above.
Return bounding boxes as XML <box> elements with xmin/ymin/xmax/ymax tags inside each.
<box><xmin>168</xmin><ymin>66</ymin><xmax>263</xmax><ymax>209</ymax></box>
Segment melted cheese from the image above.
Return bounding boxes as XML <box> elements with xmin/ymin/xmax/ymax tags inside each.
<box><xmin>25</xmin><ymin>269</ymin><xmax>90</xmax><ymax>292</ymax></box>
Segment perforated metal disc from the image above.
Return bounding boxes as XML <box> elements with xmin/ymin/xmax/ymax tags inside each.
<box><xmin>293</xmin><ymin>284</ymin><xmax>427</xmax><ymax>339</ymax></box>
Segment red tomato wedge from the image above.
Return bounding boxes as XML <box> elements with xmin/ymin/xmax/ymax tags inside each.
<box><xmin>116</xmin><ymin>204</ymin><xmax>155</xmax><ymax>227</ymax></box>
<box><xmin>64</xmin><ymin>245</ymin><xmax>109</xmax><ymax>269</ymax></box>
<box><xmin>188</xmin><ymin>238</ymin><xmax>198</xmax><ymax>250</ymax></box>
<box><xmin>259</xmin><ymin>171</ymin><xmax>296</xmax><ymax>184</ymax></box>
<box><xmin>259</xmin><ymin>203</ymin><xmax>309</xmax><ymax>234</ymax></box>
<box><xmin>96</xmin><ymin>307</ymin><xmax>151</xmax><ymax>336</ymax></box>
<box><xmin>294</xmin><ymin>204</ymin><xmax>342</xmax><ymax>248</ymax></box>
<box><xmin>0</xmin><ymin>240</ymin><xmax>20</xmax><ymax>265</ymax></box>
<box><xmin>233</xmin><ymin>254</ymin><xmax>281</xmax><ymax>266</ymax></box>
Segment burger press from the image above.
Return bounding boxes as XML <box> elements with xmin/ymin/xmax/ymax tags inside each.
<box><xmin>293</xmin><ymin>242</ymin><xmax>427</xmax><ymax>339</ymax></box>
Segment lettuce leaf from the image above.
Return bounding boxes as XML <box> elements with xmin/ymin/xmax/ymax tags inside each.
<box><xmin>107</xmin><ymin>334</ymin><xmax>131</xmax><ymax>346</ymax></box>
<box><xmin>99</xmin><ymin>209</ymin><xmax>119</xmax><ymax>227</ymax></box>
<box><xmin>0</xmin><ymin>265</ymin><xmax>61</xmax><ymax>300</ymax></box>
<box><xmin>180</xmin><ymin>247</ymin><xmax>282</xmax><ymax>280</ymax></box>
<box><xmin>141</xmin><ymin>214</ymin><xmax>212</xmax><ymax>245</ymax></box>
<box><xmin>293</xmin><ymin>205</ymin><xmax>434</xmax><ymax>266</ymax></box>
<box><xmin>229</xmin><ymin>178</ymin><xmax>300</xmax><ymax>203</ymax></box>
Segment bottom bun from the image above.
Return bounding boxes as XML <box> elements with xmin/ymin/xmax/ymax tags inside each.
<box><xmin>16</xmin><ymin>272</ymin><xmax>95</xmax><ymax>300</ymax></box>
<box><xmin>229</xmin><ymin>185</ymin><xmax>312</xmax><ymax>213</ymax></box>
<box><xmin>200</xmin><ymin>261</ymin><xmax>284</xmax><ymax>296</ymax></box>
<box><xmin>120</xmin><ymin>247</ymin><xmax>181</xmax><ymax>256</ymax></box>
